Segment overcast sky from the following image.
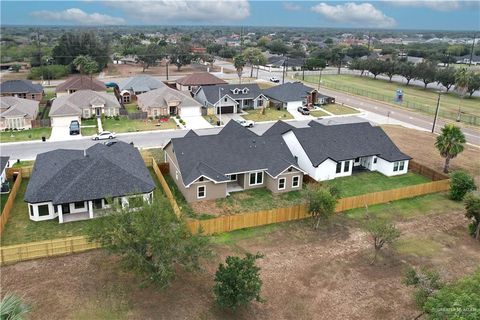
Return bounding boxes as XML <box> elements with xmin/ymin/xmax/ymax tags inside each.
<box><xmin>1</xmin><ymin>1</ymin><xmax>479</xmax><ymax>31</ymax></box>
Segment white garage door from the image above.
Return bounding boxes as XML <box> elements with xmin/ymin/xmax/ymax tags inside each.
<box><xmin>180</xmin><ymin>106</ymin><xmax>202</xmax><ymax>117</ymax></box>
<box><xmin>286</xmin><ymin>101</ymin><xmax>303</xmax><ymax>110</ymax></box>
<box><xmin>51</xmin><ymin>116</ymin><xmax>80</xmax><ymax>127</ymax></box>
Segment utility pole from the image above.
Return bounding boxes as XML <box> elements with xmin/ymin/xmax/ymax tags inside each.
<box><xmin>469</xmin><ymin>33</ymin><xmax>476</xmax><ymax>67</ymax></box>
<box><xmin>282</xmin><ymin>57</ymin><xmax>288</xmax><ymax>84</ymax></box>
<box><xmin>317</xmin><ymin>68</ymin><xmax>323</xmax><ymax>90</ymax></box>
<box><xmin>166</xmin><ymin>61</ymin><xmax>169</xmax><ymax>80</ymax></box>
<box><xmin>432</xmin><ymin>91</ymin><xmax>442</xmax><ymax>133</ymax></box>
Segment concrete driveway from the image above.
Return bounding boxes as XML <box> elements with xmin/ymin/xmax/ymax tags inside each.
<box><xmin>288</xmin><ymin>109</ymin><xmax>314</xmax><ymax>121</ymax></box>
<box><xmin>182</xmin><ymin>116</ymin><xmax>213</xmax><ymax>129</ymax></box>
<box><xmin>49</xmin><ymin>126</ymin><xmax>84</xmax><ymax>142</ymax></box>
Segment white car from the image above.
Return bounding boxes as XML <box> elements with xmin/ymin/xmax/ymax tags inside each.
<box><xmin>236</xmin><ymin>119</ymin><xmax>255</xmax><ymax>128</ymax></box>
<box><xmin>92</xmin><ymin>131</ymin><xmax>116</xmax><ymax>140</ymax></box>
<box><xmin>269</xmin><ymin>76</ymin><xmax>280</xmax><ymax>83</ymax></box>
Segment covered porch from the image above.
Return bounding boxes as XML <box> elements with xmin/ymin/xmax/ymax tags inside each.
<box><xmin>57</xmin><ymin>198</ymin><xmax>111</xmax><ymax>224</ymax></box>
<box><xmin>227</xmin><ymin>181</ymin><xmax>244</xmax><ymax>195</ymax></box>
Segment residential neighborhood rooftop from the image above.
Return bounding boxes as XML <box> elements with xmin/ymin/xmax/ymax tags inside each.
<box><xmin>118</xmin><ymin>75</ymin><xmax>165</xmax><ymax>92</ymax></box>
<box><xmin>0</xmin><ymin>96</ymin><xmax>39</xmax><ymax>118</ymax></box>
<box><xmin>197</xmin><ymin>83</ymin><xmax>264</xmax><ymax>105</ymax></box>
<box><xmin>263</xmin><ymin>82</ymin><xmax>316</xmax><ymax>103</ymax></box>
<box><xmin>55</xmin><ymin>75</ymin><xmax>107</xmax><ymax>93</ymax></box>
<box><xmin>49</xmin><ymin>90</ymin><xmax>120</xmax><ymax>117</ymax></box>
<box><xmin>0</xmin><ymin>79</ymin><xmax>43</xmax><ymax>94</ymax></box>
<box><xmin>175</xmin><ymin>72</ymin><xmax>227</xmax><ymax>86</ymax></box>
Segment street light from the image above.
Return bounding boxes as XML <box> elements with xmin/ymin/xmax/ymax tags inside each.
<box><xmin>432</xmin><ymin>90</ymin><xmax>443</xmax><ymax>133</ymax></box>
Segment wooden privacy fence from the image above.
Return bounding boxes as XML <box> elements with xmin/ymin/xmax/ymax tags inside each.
<box><xmin>152</xmin><ymin>160</ymin><xmax>181</xmax><ymax>218</ymax></box>
<box><xmin>408</xmin><ymin>160</ymin><xmax>449</xmax><ymax>181</ymax></box>
<box><xmin>0</xmin><ymin>236</ymin><xmax>100</xmax><ymax>265</ymax></box>
<box><xmin>186</xmin><ymin>179</ymin><xmax>450</xmax><ymax>235</ymax></box>
<box><xmin>0</xmin><ymin>174</ymin><xmax>22</xmax><ymax>235</ymax></box>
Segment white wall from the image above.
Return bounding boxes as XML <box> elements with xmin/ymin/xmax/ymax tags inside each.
<box><xmin>282</xmin><ymin>131</ymin><xmax>317</xmax><ymax>178</ymax></box>
<box><xmin>376</xmin><ymin>158</ymin><xmax>409</xmax><ymax>177</ymax></box>
<box><xmin>286</xmin><ymin>101</ymin><xmax>303</xmax><ymax>110</ymax></box>
<box><xmin>28</xmin><ymin>202</ymin><xmax>58</xmax><ymax>221</ymax></box>
<box><xmin>315</xmin><ymin>159</ymin><xmax>352</xmax><ymax>181</ymax></box>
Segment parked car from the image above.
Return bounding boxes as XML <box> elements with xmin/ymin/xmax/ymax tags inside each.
<box><xmin>297</xmin><ymin>107</ymin><xmax>310</xmax><ymax>115</ymax></box>
<box><xmin>235</xmin><ymin>119</ymin><xmax>255</xmax><ymax>128</ymax></box>
<box><xmin>69</xmin><ymin>120</ymin><xmax>80</xmax><ymax>135</ymax></box>
<box><xmin>269</xmin><ymin>77</ymin><xmax>280</xmax><ymax>83</ymax></box>
<box><xmin>92</xmin><ymin>131</ymin><xmax>116</xmax><ymax>140</ymax></box>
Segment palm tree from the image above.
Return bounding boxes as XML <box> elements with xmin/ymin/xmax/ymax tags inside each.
<box><xmin>73</xmin><ymin>55</ymin><xmax>99</xmax><ymax>90</ymax></box>
<box><xmin>435</xmin><ymin>124</ymin><xmax>466</xmax><ymax>173</ymax></box>
<box><xmin>233</xmin><ymin>55</ymin><xmax>246</xmax><ymax>84</ymax></box>
<box><xmin>454</xmin><ymin>67</ymin><xmax>472</xmax><ymax>121</ymax></box>
<box><xmin>0</xmin><ymin>293</ymin><xmax>31</xmax><ymax>320</ymax></box>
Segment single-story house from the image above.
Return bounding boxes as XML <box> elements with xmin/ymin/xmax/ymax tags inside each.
<box><xmin>163</xmin><ymin>120</ymin><xmax>305</xmax><ymax>202</ymax></box>
<box><xmin>24</xmin><ymin>141</ymin><xmax>156</xmax><ymax>223</ymax></box>
<box><xmin>49</xmin><ymin>90</ymin><xmax>120</xmax><ymax>127</ymax></box>
<box><xmin>55</xmin><ymin>75</ymin><xmax>107</xmax><ymax>96</ymax></box>
<box><xmin>137</xmin><ymin>86</ymin><xmax>203</xmax><ymax>117</ymax></box>
<box><xmin>194</xmin><ymin>83</ymin><xmax>268</xmax><ymax>115</ymax></box>
<box><xmin>118</xmin><ymin>75</ymin><xmax>165</xmax><ymax>103</ymax></box>
<box><xmin>278</xmin><ymin>121</ymin><xmax>411</xmax><ymax>181</ymax></box>
<box><xmin>175</xmin><ymin>72</ymin><xmax>227</xmax><ymax>92</ymax></box>
<box><xmin>261</xmin><ymin>55</ymin><xmax>305</xmax><ymax>72</ymax></box>
<box><xmin>0</xmin><ymin>96</ymin><xmax>40</xmax><ymax>130</ymax></box>
<box><xmin>455</xmin><ymin>54</ymin><xmax>480</xmax><ymax>65</ymax></box>
<box><xmin>263</xmin><ymin>82</ymin><xmax>334</xmax><ymax>110</ymax></box>
<box><xmin>0</xmin><ymin>156</ymin><xmax>11</xmax><ymax>187</ymax></box>
<box><xmin>0</xmin><ymin>80</ymin><xmax>43</xmax><ymax>101</ymax></box>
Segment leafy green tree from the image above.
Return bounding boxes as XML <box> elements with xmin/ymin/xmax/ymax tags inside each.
<box><xmin>348</xmin><ymin>59</ymin><xmax>368</xmax><ymax>76</ymax></box>
<box><xmin>72</xmin><ymin>55</ymin><xmax>98</xmax><ymax>77</ymax></box>
<box><xmin>364</xmin><ymin>216</ymin><xmax>400</xmax><ymax>264</ymax></box>
<box><xmin>435</xmin><ymin>67</ymin><xmax>456</xmax><ymax>92</ymax></box>
<box><xmin>267</xmin><ymin>39</ymin><xmax>288</xmax><ymax>55</ymax></box>
<box><xmin>424</xmin><ymin>269</ymin><xmax>480</xmax><ymax>319</ymax></box>
<box><xmin>465</xmin><ymin>192</ymin><xmax>480</xmax><ymax>240</ymax></box>
<box><xmin>86</xmin><ymin>197</ymin><xmax>211</xmax><ymax>288</ymax></box>
<box><xmin>137</xmin><ymin>43</ymin><xmax>165</xmax><ymax>72</ymax></box>
<box><xmin>346</xmin><ymin>45</ymin><xmax>370</xmax><ymax>58</ymax></box>
<box><xmin>169</xmin><ymin>40</ymin><xmax>193</xmax><ymax>71</ymax></box>
<box><xmin>414</xmin><ymin>61</ymin><xmax>437</xmax><ymax>89</ymax></box>
<box><xmin>455</xmin><ymin>67</ymin><xmax>472</xmax><ymax>97</ymax></box>
<box><xmin>303</xmin><ymin>184</ymin><xmax>338</xmax><ymax>230</ymax></box>
<box><xmin>242</xmin><ymin>47</ymin><xmax>266</xmax><ymax>77</ymax></box>
<box><xmin>213</xmin><ymin>253</ymin><xmax>264</xmax><ymax>311</ymax></box>
<box><xmin>10</xmin><ymin>64</ymin><xmax>21</xmax><ymax>72</ymax></box>
<box><xmin>256</xmin><ymin>36</ymin><xmax>270</xmax><ymax>49</ymax></box>
<box><xmin>403</xmin><ymin>267</ymin><xmax>444</xmax><ymax>311</ymax></box>
<box><xmin>383</xmin><ymin>60</ymin><xmax>396</xmax><ymax>82</ymax></box>
<box><xmin>304</xmin><ymin>57</ymin><xmax>326</xmax><ymax>70</ymax></box>
<box><xmin>449</xmin><ymin>171</ymin><xmax>476</xmax><ymax>201</ymax></box>
<box><xmin>366</xmin><ymin>59</ymin><xmax>386</xmax><ymax>79</ymax></box>
<box><xmin>396</xmin><ymin>62</ymin><xmax>416</xmax><ymax>85</ymax></box>
<box><xmin>435</xmin><ymin>124</ymin><xmax>466</xmax><ymax>173</ymax></box>
<box><xmin>233</xmin><ymin>54</ymin><xmax>246</xmax><ymax>84</ymax></box>
<box><xmin>466</xmin><ymin>73</ymin><xmax>480</xmax><ymax>98</ymax></box>
<box><xmin>28</xmin><ymin>65</ymin><xmax>69</xmax><ymax>81</ymax></box>
<box><xmin>0</xmin><ymin>293</ymin><xmax>31</xmax><ymax>320</ymax></box>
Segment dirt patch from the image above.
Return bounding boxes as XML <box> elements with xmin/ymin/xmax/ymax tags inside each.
<box><xmin>382</xmin><ymin>125</ymin><xmax>480</xmax><ymax>183</ymax></box>
<box><xmin>2</xmin><ymin>211</ymin><xmax>479</xmax><ymax>320</ymax></box>
<box><xmin>104</xmin><ymin>62</ymin><xmax>221</xmax><ymax>78</ymax></box>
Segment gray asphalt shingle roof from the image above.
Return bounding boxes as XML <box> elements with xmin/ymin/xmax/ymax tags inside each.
<box><xmin>198</xmin><ymin>83</ymin><xmax>264</xmax><ymax>105</ymax></box>
<box><xmin>263</xmin><ymin>82</ymin><xmax>315</xmax><ymax>103</ymax></box>
<box><xmin>0</xmin><ymin>96</ymin><xmax>39</xmax><ymax>119</ymax></box>
<box><xmin>137</xmin><ymin>86</ymin><xmax>201</xmax><ymax>110</ymax></box>
<box><xmin>119</xmin><ymin>75</ymin><xmax>165</xmax><ymax>92</ymax></box>
<box><xmin>49</xmin><ymin>90</ymin><xmax>120</xmax><ymax>117</ymax></box>
<box><xmin>291</xmin><ymin>121</ymin><xmax>410</xmax><ymax>165</ymax></box>
<box><xmin>0</xmin><ymin>156</ymin><xmax>10</xmax><ymax>173</ymax></box>
<box><xmin>0</xmin><ymin>80</ymin><xmax>43</xmax><ymax>94</ymax></box>
<box><xmin>24</xmin><ymin>141</ymin><xmax>155</xmax><ymax>205</ymax></box>
<box><xmin>169</xmin><ymin>120</ymin><xmax>298</xmax><ymax>185</ymax></box>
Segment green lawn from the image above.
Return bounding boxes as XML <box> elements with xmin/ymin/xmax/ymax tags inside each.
<box><xmin>0</xmin><ymin>128</ymin><xmax>51</xmax><ymax>143</ymax></box>
<box><xmin>322</xmin><ymin>171</ymin><xmax>430</xmax><ymax>198</ymax></box>
<box><xmin>310</xmin><ymin>109</ymin><xmax>330</xmax><ymax>117</ymax></box>
<box><xmin>102</xmin><ymin>117</ymin><xmax>177</xmax><ymax>133</ymax></box>
<box><xmin>148</xmin><ymin>148</ymin><xmax>165</xmax><ymax>163</ymax></box>
<box><xmin>322</xmin><ymin>104</ymin><xmax>360</xmax><ymax>115</ymax></box>
<box><xmin>164</xmin><ymin>174</ymin><xmax>196</xmax><ymax>218</ymax></box>
<box><xmin>80</xmin><ymin>118</ymin><xmax>98</xmax><ymax>136</ymax></box>
<box><xmin>81</xmin><ymin>127</ymin><xmax>98</xmax><ymax>136</ymax></box>
<box><xmin>82</xmin><ymin>118</ymin><xmax>97</xmax><ymax>126</ymax></box>
<box><xmin>124</xmin><ymin>103</ymin><xmax>138</xmax><ymax>114</ymax></box>
<box><xmin>1</xmin><ymin>192</ymin><xmax>10</xmax><ymax>213</ymax></box>
<box><xmin>203</xmin><ymin>114</ymin><xmax>220</xmax><ymax>125</ymax></box>
<box><xmin>12</xmin><ymin>160</ymin><xmax>34</xmax><ymax>168</ymax></box>
<box><xmin>300</xmin><ymin>74</ymin><xmax>480</xmax><ymax>124</ymax></box>
<box><xmin>243</xmin><ymin>108</ymin><xmax>293</xmax><ymax>122</ymax></box>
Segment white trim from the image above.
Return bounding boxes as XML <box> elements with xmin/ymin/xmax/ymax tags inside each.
<box><xmin>292</xmin><ymin>175</ymin><xmax>301</xmax><ymax>188</ymax></box>
<box><xmin>225</xmin><ymin>168</ymin><xmax>269</xmax><ymax>176</ymax></box>
<box><xmin>249</xmin><ymin>171</ymin><xmax>264</xmax><ymax>186</ymax></box>
<box><xmin>269</xmin><ymin>165</ymin><xmax>307</xmax><ymax>178</ymax></box>
<box><xmin>197</xmin><ymin>185</ymin><xmax>206</xmax><ymax>199</ymax></box>
<box><xmin>278</xmin><ymin>177</ymin><xmax>286</xmax><ymax>190</ymax></box>
<box><xmin>227</xmin><ymin>174</ymin><xmax>237</xmax><ymax>181</ymax></box>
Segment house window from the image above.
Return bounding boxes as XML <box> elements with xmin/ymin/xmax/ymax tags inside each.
<box><xmin>355</xmin><ymin>157</ymin><xmax>360</xmax><ymax>163</ymax></box>
<box><xmin>74</xmin><ymin>201</ymin><xmax>85</xmax><ymax>209</ymax></box>
<box><xmin>197</xmin><ymin>186</ymin><xmax>206</xmax><ymax>199</ymax></box>
<box><xmin>399</xmin><ymin>161</ymin><xmax>405</xmax><ymax>171</ymax></box>
<box><xmin>29</xmin><ymin>204</ymin><xmax>33</xmax><ymax>217</ymax></box>
<box><xmin>344</xmin><ymin>161</ymin><xmax>350</xmax><ymax>172</ymax></box>
<box><xmin>278</xmin><ymin>177</ymin><xmax>286</xmax><ymax>190</ymax></box>
<box><xmin>38</xmin><ymin>204</ymin><xmax>49</xmax><ymax>216</ymax></box>
<box><xmin>393</xmin><ymin>162</ymin><xmax>399</xmax><ymax>172</ymax></box>
<box><xmin>292</xmin><ymin>176</ymin><xmax>300</xmax><ymax>188</ymax></box>
<box><xmin>249</xmin><ymin>171</ymin><xmax>263</xmax><ymax>186</ymax></box>
<box><xmin>336</xmin><ymin>162</ymin><xmax>342</xmax><ymax>174</ymax></box>
<box><xmin>18</xmin><ymin>93</ymin><xmax>26</xmax><ymax>99</ymax></box>
<box><xmin>224</xmin><ymin>97</ymin><xmax>228</xmax><ymax>102</ymax></box>
<box><xmin>54</xmin><ymin>205</ymin><xmax>58</xmax><ymax>213</ymax></box>
<box><xmin>229</xmin><ymin>174</ymin><xmax>237</xmax><ymax>181</ymax></box>
<box><xmin>373</xmin><ymin>157</ymin><xmax>377</xmax><ymax>164</ymax></box>
<box><xmin>93</xmin><ymin>199</ymin><xmax>103</xmax><ymax>209</ymax></box>
<box><xmin>31</xmin><ymin>94</ymin><xmax>35</xmax><ymax>99</ymax></box>
<box><xmin>128</xmin><ymin>196</ymin><xmax>144</xmax><ymax>208</ymax></box>
<box><xmin>258</xmin><ymin>99</ymin><xmax>263</xmax><ymax>107</ymax></box>
<box><xmin>198</xmin><ymin>177</ymin><xmax>204</xmax><ymax>182</ymax></box>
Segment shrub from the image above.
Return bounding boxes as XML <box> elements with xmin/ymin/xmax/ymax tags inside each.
<box><xmin>449</xmin><ymin>171</ymin><xmax>476</xmax><ymax>201</ymax></box>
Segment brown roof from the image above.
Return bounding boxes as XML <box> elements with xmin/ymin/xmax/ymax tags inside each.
<box><xmin>176</xmin><ymin>72</ymin><xmax>227</xmax><ymax>86</ymax></box>
<box><xmin>56</xmin><ymin>75</ymin><xmax>107</xmax><ymax>93</ymax></box>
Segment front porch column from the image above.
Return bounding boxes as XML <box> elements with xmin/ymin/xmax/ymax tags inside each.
<box><xmin>88</xmin><ymin>201</ymin><xmax>94</xmax><ymax>219</ymax></box>
<box><xmin>58</xmin><ymin>205</ymin><xmax>63</xmax><ymax>223</ymax></box>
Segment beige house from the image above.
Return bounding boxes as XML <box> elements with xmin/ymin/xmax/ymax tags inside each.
<box><xmin>137</xmin><ymin>86</ymin><xmax>203</xmax><ymax>118</ymax></box>
<box><xmin>55</xmin><ymin>75</ymin><xmax>107</xmax><ymax>96</ymax></box>
<box><xmin>0</xmin><ymin>96</ymin><xmax>39</xmax><ymax>130</ymax></box>
<box><xmin>0</xmin><ymin>80</ymin><xmax>43</xmax><ymax>101</ymax></box>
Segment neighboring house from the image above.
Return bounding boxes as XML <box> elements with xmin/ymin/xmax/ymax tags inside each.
<box><xmin>262</xmin><ymin>55</ymin><xmax>304</xmax><ymax>72</ymax></box>
<box><xmin>194</xmin><ymin>84</ymin><xmax>268</xmax><ymax>115</ymax></box>
<box><xmin>263</xmin><ymin>82</ymin><xmax>334</xmax><ymax>110</ymax></box>
<box><xmin>49</xmin><ymin>90</ymin><xmax>120</xmax><ymax>127</ymax></box>
<box><xmin>163</xmin><ymin>120</ymin><xmax>305</xmax><ymax>202</ymax></box>
<box><xmin>137</xmin><ymin>86</ymin><xmax>203</xmax><ymax>117</ymax></box>
<box><xmin>118</xmin><ymin>75</ymin><xmax>165</xmax><ymax>103</ymax></box>
<box><xmin>277</xmin><ymin>121</ymin><xmax>411</xmax><ymax>181</ymax></box>
<box><xmin>55</xmin><ymin>75</ymin><xmax>107</xmax><ymax>96</ymax></box>
<box><xmin>406</xmin><ymin>56</ymin><xmax>424</xmax><ymax>65</ymax></box>
<box><xmin>0</xmin><ymin>96</ymin><xmax>40</xmax><ymax>130</ymax></box>
<box><xmin>24</xmin><ymin>141</ymin><xmax>156</xmax><ymax>223</ymax></box>
<box><xmin>0</xmin><ymin>80</ymin><xmax>43</xmax><ymax>101</ymax></box>
<box><xmin>455</xmin><ymin>54</ymin><xmax>480</xmax><ymax>65</ymax></box>
<box><xmin>175</xmin><ymin>72</ymin><xmax>227</xmax><ymax>92</ymax></box>
<box><xmin>0</xmin><ymin>156</ymin><xmax>11</xmax><ymax>187</ymax></box>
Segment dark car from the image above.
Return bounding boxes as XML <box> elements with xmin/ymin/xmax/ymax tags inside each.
<box><xmin>69</xmin><ymin>120</ymin><xmax>80</xmax><ymax>135</ymax></box>
<box><xmin>297</xmin><ymin>106</ymin><xmax>310</xmax><ymax>115</ymax></box>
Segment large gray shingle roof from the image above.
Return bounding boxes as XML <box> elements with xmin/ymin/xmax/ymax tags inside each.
<box><xmin>0</xmin><ymin>156</ymin><xmax>10</xmax><ymax>173</ymax></box>
<box><xmin>0</xmin><ymin>80</ymin><xmax>43</xmax><ymax>94</ymax></box>
<box><xmin>0</xmin><ymin>96</ymin><xmax>39</xmax><ymax>119</ymax></box>
<box><xmin>119</xmin><ymin>75</ymin><xmax>165</xmax><ymax>92</ymax></box>
<box><xmin>137</xmin><ymin>86</ymin><xmax>201</xmax><ymax>110</ymax></box>
<box><xmin>24</xmin><ymin>141</ymin><xmax>155</xmax><ymax>205</ymax></box>
<box><xmin>263</xmin><ymin>82</ymin><xmax>315</xmax><ymax>103</ymax></box>
<box><xmin>291</xmin><ymin>121</ymin><xmax>410</xmax><ymax>165</ymax></box>
<box><xmin>49</xmin><ymin>90</ymin><xmax>120</xmax><ymax>117</ymax></box>
<box><xmin>198</xmin><ymin>83</ymin><xmax>264</xmax><ymax>105</ymax></box>
<box><xmin>169</xmin><ymin>120</ymin><xmax>298</xmax><ymax>185</ymax></box>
